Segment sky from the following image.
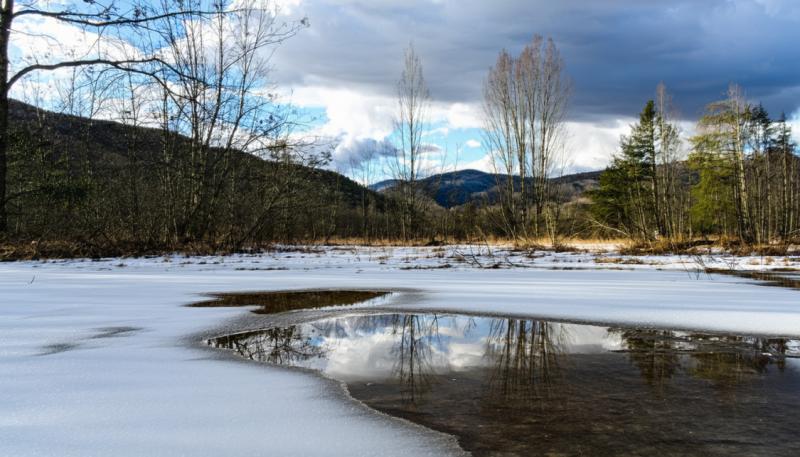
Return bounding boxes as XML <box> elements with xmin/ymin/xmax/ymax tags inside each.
<box><xmin>9</xmin><ymin>0</ymin><xmax>800</xmax><ymax>181</ymax></box>
<box><xmin>268</xmin><ymin>0</ymin><xmax>800</xmax><ymax>179</ymax></box>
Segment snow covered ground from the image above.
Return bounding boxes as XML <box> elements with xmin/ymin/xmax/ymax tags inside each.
<box><xmin>3</xmin><ymin>246</ymin><xmax>800</xmax><ymax>456</ymax></box>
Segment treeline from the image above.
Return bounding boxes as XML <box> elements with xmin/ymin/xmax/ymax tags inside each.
<box><xmin>590</xmin><ymin>83</ymin><xmax>799</xmax><ymax>246</ymax></box>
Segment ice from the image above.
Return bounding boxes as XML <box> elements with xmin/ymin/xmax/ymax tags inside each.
<box><xmin>3</xmin><ymin>246</ymin><xmax>800</xmax><ymax>455</ymax></box>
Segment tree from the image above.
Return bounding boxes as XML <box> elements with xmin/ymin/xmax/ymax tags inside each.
<box><xmin>393</xmin><ymin>43</ymin><xmax>430</xmax><ymax>240</ymax></box>
<box><xmin>590</xmin><ymin>100</ymin><xmax>661</xmax><ymax>240</ymax></box>
<box><xmin>482</xmin><ymin>49</ymin><xmax>520</xmax><ymax>237</ymax></box>
<box><xmin>653</xmin><ymin>83</ymin><xmax>685</xmax><ymax>238</ymax></box>
<box><xmin>482</xmin><ymin>36</ymin><xmax>569</xmax><ymax>240</ymax></box>
<box><xmin>773</xmin><ymin>113</ymin><xmax>798</xmax><ymax>239</ymax></box>
<box><xmin>687</xmin><ymin>143</ymin><xmax>736</xmax><ymax>235</ymax></box>
<box><xmin>689</xmin><ymin>84</ymin><xmax>753</xmax><ymax>242</ymax></box>
<box><xmin>748</xmin><ymin>104</ymin><xmax>773</xmax><ymax>242</ymax></box>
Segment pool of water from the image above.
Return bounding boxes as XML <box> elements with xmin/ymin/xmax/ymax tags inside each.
<box><xmin>208</xmin><ymin>313</ymin><xmax>800</xmax><ymax>456</ymax></box>
<box><xmin>188</xmin><ymin>290</ymin><xmax>389</xmax><ymax>314</ymax></box>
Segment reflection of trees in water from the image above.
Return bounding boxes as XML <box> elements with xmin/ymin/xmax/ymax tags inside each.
<box><xmin>209</xmin><ymin>326</ymin><xmax>324</xmax><ymax>364</ymax></box>
<box><xmin>619</xmin><ymin>330</ymin><xmax>680</xmax><ymax>390</ymax></box>
<box><xmin>687</xmin><ymin>336</ymin><xmax>788</xmax><ymax>388</ymax></box>
<box><xmin>484</xmin><ymin>319</ymin><xmax>567</xmax><ymax>404</ymax></box>
<box><xmin>617</xmin><ymin>329</ymin><xmax>790</xmax><ymax>389</ymax></box>
<box><xmin>338</xmin><ymin>313</ymin><xmax>477</xmax><ymax>402</ymax></box>
<box><xmin>389</xmin><ymin>314</ymin><xmax>442</xmax><ymax>402</ymax></box>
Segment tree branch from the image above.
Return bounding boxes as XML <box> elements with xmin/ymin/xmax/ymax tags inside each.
<box><xmin>9</xmin><ymin>56</ymin><xmax>184</xmax><ymax>89</ymax></box>
<box><xmin>12</xmin><ymin>9</ymin><xmax>222</xmax><ymax>27</ymax></box>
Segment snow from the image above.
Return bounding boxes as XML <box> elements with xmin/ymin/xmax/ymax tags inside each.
<box><xmin>3</xmin><ymin>246</ymin><xmax>800</xmax><ymax>456</ymax></box>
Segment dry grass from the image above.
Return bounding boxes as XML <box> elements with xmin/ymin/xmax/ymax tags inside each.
<box><xmin>593</xmin><ymin>256</ymin><xmax>646</xmax><ymax>265</ymax></box>
<box><xmin>4</xmin><ymin>234</ymin><xmax>798</xmax><ymax>261</ymax></box>
<box><xmin>320</xmin><ymin>235</ymin><xmax>628</xmax><ymax>252</ymax></box>
<box><xmin>618</xmin><ymin>236</ymin><xmax>800</xmax><ymax>256</ymax></box>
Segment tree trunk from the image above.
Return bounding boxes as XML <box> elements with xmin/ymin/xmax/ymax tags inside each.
<box><xmin>0</xmin><ymin>0</ymin><xmax>13</xmax><ymax>233</ymax></box>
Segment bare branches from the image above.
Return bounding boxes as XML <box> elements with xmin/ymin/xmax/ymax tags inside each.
<box><xmin>9</xmin><ymin>57</ymin><xmax>161</xmax><ymax>89</ymax></box>
<box><xmin>393</xmin><ymin>43</ymin><xmax>430</xmax><ymax>240</ymax></box>
<box><xmin>482</xmin><ymin>36</ymin><xmax>571</xmax><ymax>239</ymax></box>
<box><xmin>12</xmin><ymin>8</ymin><xmax>220</xmax><ymax>27</ymax></box>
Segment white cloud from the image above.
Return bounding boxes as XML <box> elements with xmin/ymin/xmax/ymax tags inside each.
<box><xmin>563</xmin><ymin>119</ymin><xmax>631</xmax><ymax>172</ymax></box>
<box><xmin>331</xmin><ymin>136</ymin><xmax>397</xmax><ymax>174</ymax></box>
<box><xmin>435</xmin><ymin>102</ymin><xmax>483</xmax><ymax>130</ymax></box>
<box><xmin>288</xmin><ymin>85</ymin><xmax>396</xmax><ymax>139</ymax></box>
<box><xmin>465</xmin><ymin>139</ymin><xmax>481</xmax><ymax>148</ymax></box>
<box><xmin>459</xmin><ymin>154</ymin><xmax>496</xmax><ymax>174</ymax></box>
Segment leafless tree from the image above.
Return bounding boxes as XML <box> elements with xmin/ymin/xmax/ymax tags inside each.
<box><xmin>482</xmin><ymin>36</ymin><xmax>570</xmax><ymax>240</ymax></box>
<box><xmin>392</xmin><ymin>43</ymin><xmax>430</xmax><ymax>240</ymax></box>
<box><xmin>654</xmin><ymin>82</ymin><xmax>685</xmax><ymax>238</ymax></box>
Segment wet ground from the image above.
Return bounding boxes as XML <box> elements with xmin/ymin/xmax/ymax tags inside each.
<box><xmin>708</xmin><ymin>268</ymin><xmax>800</xmax><ymax>291</ymax></box>
<box><xmin>188</xmin><ymin>290</ymin><xmax>388</xmax><ymax>314</ymax></box>
<box><xmin>208</xmin><ymin>313</ymin><xmax>800</xmax><ymax>457</ymax></box>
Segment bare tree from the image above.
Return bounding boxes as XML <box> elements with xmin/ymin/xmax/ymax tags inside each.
<box><xmin>482</xmin><ymin>49</ymin><xmax>520</xmax><ymax>237</ymax></box>
<box><xmin>482</xmin><ymin>36</ymin><xmax>570</xmax><ymax>240</ymax></box>
<box><xmin>534</xmin><ymin>38</ymin><xmax>570</xmax><ymax>239</ymax></box>
<box><xmin>153</xmin><ymin>0</ymin><xmax>305</xmax><ymax>243</ymax></box>
<box><xmin>654</xmin><ymin>82</ymin><xmax>684</xmax><ymax>238</ymax></box>
<box><xmin>393</xmin><ymin>43</ymin><xmax>430</xmax><ymax>240</ymax></box>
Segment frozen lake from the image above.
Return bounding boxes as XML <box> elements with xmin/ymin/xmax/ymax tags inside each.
<box><xmin>3</xmin><ymin>247</ymin><xmax>800</xmax><ymax>456</ymax></box>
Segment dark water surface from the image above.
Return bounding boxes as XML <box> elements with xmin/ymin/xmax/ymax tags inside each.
<box><xmin>208</xmin><ymin>314</ymin><xmax>800</xmax><ymax>456</ymax></box>
<box><xmin>189</xmin><ymin>290</ymin><xmax>388</xmax><ymax>314</ymax></box>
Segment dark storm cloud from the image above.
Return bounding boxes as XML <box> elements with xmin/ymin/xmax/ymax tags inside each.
<box><xmin>274</xmin><ymin>0</ymin><xmax>800</xmax><ymax>120</ymax></box>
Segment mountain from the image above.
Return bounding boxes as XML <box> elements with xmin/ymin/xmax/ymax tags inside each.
<box><xmin>369</xmin><ymin>169</ymin><xmax>601</xmax><ymax>208</ymax></box>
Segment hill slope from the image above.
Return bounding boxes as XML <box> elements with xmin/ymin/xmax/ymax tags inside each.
<box><xmin>8</xmin><ymin>100</ymin><xmax>382</xmax><ymax>209</ymax></box>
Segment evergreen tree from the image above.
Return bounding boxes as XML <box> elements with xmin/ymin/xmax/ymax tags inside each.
<box><xmin>590</xmin><ymin>100</ymin><xmax>660</xmax><ymax>240</ymax></box>
<box><xmin>687</xmin><ymin>141</ymin><xmax>736</xmax><ymax>235</ymax></box>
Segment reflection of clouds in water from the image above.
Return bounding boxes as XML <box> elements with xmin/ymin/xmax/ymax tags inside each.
<box><xmin>435</xmin><ymin>324</ymin><xmax>471</xmax><ymax>338</ymax></box>
<box><xmin>305</xmin><ymin>316</ymin><xmax>621</xmax><ymax>380</ymax></box>
<box><xmin>446</xmin><ymin>342</ymin><xmax>488</xmax><ymax>370</ymax></box>
<box><xmin>317</xmin><ymin>330</ymin><xmax>399</xmax><ymax>381</ymax></box>
<box><xmin>564</xmin><ymin>325</ymin><xmax>623</xmax><ymax>353</ymax></box>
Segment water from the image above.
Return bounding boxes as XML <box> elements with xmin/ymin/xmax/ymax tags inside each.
<box><xmin>188</xmin><ymin>290</ymin><xmax>388</xmax><ymax>314</ymax></box>
<box><xmin>208</xmin><ymin>314</ymin><xmax>800</xmax><ymax>456</ymax></box>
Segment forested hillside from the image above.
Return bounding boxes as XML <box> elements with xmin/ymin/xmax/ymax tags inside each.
<box><xmin>5</xmin><ymin>100</ymin><xmax>392</xmax><ymax>255</ymax></box>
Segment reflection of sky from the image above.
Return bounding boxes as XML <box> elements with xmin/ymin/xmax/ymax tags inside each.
<box><xmin>292</xmin><ymin>314</ymin><xmax>621</xmax><ymax>382</ymax></box>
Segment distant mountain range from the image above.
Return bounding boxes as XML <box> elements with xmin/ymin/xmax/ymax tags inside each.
<box><xmin>370</xmin><ymin>169</ymin><xmax>602</xmax><ymax>208</ymax></box>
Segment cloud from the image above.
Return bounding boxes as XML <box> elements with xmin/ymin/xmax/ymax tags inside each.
<box><xmin>332</xmin><ymin>136</ymin><xmax>397</xmax><ymax>173</ymax></box>
<box><xmin>287</xmin><ymin>85</ymin><xmax>396</xmax><ymax>140</ymax></box>
<box><xmin>420</xmin><ymin>143</ymin><xmax>443</xmax><ymax>155</ymax></box>
<box><xmin>460</xmin><ymin>154</ymin><xmax>496</xmax><ymax>174</ymax></box>
<box><xmin>274</xmin><ymin>0</ymin><xmax>800</xmax><ymax>119</ymax></box>
<box><xmin>12</xmin><ymin>0</ymin><xmax>800</xmax><ymax>176</ymax></box>
<box><xmin>267</xmin><ymin>0</ymin><xmax>800</xmax><ymax>174</ymax></box>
